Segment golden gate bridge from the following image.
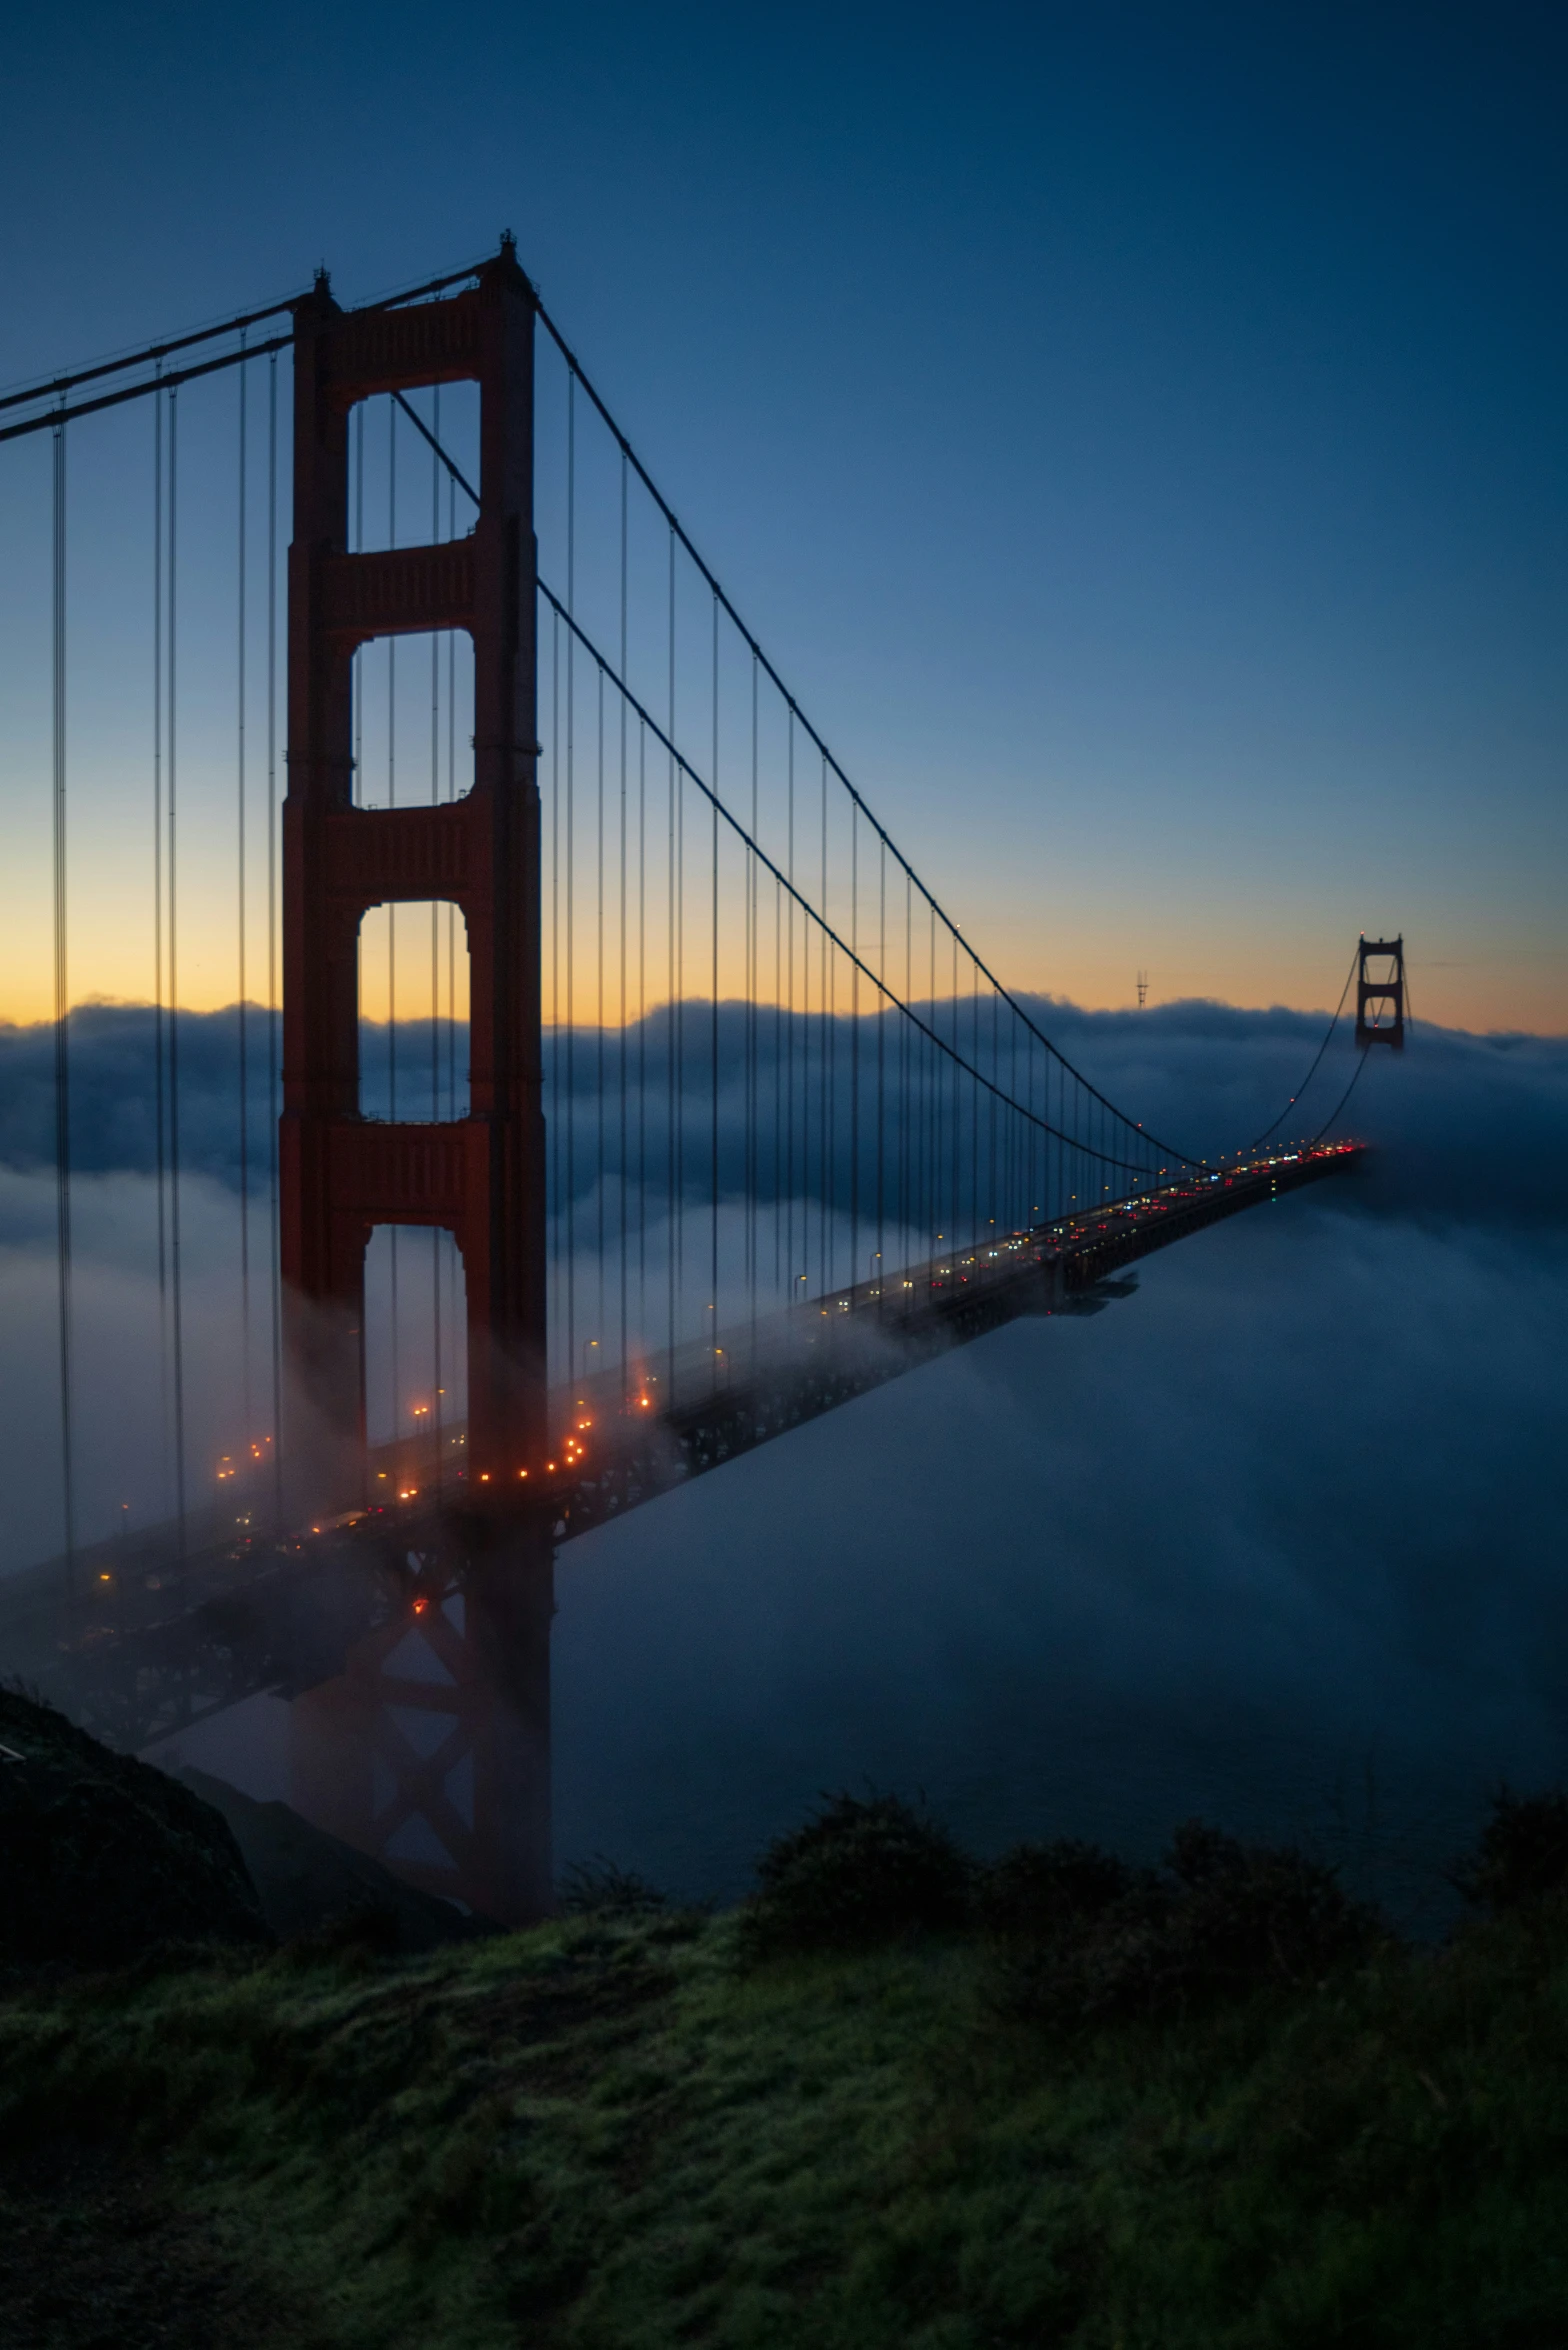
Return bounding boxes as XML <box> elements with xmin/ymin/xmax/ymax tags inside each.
<box><xmin>0</xmin><ymin>239</ymin><xmax>1403</xmax><ymax>1920</ymax></box>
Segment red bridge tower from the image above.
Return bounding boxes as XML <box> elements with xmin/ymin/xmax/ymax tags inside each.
<box><xmin>280</xmin><ymin>244</ymin><xmax>552</xmax><ymax>1924</ymax></box>
<box><xmin>281</xmin><ymin>242</ymin><xmax>546</xmax><ymax>1505</ymax></box>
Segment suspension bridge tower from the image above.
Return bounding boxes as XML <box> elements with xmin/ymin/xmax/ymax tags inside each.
<box><xmin>1355</xmin><ymin>935</ymin><xmax>1406</xmax><ymax>1051</ymax></box>
<box><xmin>281</xmin><ymin>240</ymin><xmax>552</xmax><ymax>1923</ymax></box>
<box><xmin>282</xmin><ymin>238</ymin><xmax>546</xmax><ymax>1499</ymax></box>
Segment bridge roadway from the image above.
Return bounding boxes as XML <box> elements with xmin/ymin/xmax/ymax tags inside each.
<box><xmin>0</xmin><ymin>1144</ymin><xmax>1363</xmax><ymax>1751</ymax></box>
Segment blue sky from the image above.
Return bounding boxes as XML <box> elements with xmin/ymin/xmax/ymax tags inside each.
<box><xmin>1</xmin><ymin>0</ymin><xmax>1563</xmax><ymax>1028</ymax></box>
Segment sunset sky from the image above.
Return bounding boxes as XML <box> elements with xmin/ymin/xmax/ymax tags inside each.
<box><xmin>0</xmin><ymin>1</ymin><xmax>1562</xmax><ymax>1033</ymax></box>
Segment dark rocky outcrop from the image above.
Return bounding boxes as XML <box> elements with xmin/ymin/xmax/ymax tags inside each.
<box><xmin>177</xmin><ymin>1768</ymin><xmax>493</xmax><ymax>1953</ymax></box>
<box><xmin>0</xmin><ymin>1689</ymin><xmax>269</xmax><ymax>1966</ymax></box>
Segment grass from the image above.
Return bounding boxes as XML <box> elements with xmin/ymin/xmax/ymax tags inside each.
<box><xmin>5</xmin><ymin>1889</ymin><xmax>1568</xmax><ymax>2347</ymax></box>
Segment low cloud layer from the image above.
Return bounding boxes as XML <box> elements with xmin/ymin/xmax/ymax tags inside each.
<box><xmin>3</xmin><ymin>995</ymin><xmax>1564</xmax><ymax>1913</ymax></box>
<box><xmin>3</xmin><ymin>994</ymin><xmax>1564</xmax><ymax>1234</ymax></box>
<box><xmin>553</xmin><ymin>1198</ymin><xmax>1568</xmax><ymax>1922</ymax></box>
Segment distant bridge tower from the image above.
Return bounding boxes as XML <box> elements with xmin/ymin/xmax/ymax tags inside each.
<box><xmin>281</xmin><ymin>240</ymin><xmax>546</xmax><ymax>1509</ymax></box>
<box><xmin>1355</xmin><ymin>935</ymin><xmax>1405</xmax><ymax>1051</ymax></box>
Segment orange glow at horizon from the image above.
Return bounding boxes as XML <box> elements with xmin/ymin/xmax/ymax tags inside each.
<box><xmin>7</xmin><ymin>956</ymin><xmax>1566</xmax><ymax>1037</ymax></box>
<box><xmin>2</xmin><ymin>808</ymin><xmax>1563</xmax><ymax>1037</ymax></box>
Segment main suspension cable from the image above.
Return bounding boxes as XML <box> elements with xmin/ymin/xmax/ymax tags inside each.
<box><xmin>0</xmin><ymin>333</ymin><xmax>293</xmax><ymax>445</ymax></box>
<box><xmin>1245</xmin><ymin>947</ymin><xmax>1359</xmax><ymax>1151</ymax></box>
<box><xmin>0</xmin><ymin>300</ymin><xmax>298</xmax><ymax>415</ymax></box>
<box><xmin>539</xmin><ymin>581</ymin><xmax>1161</xmax><ymax>1177</ymax></box>
<box><xmin>393</xmin><ymin>375</ymin><xmax>1362</xmax><ymax>1187</ymax></box>
<box><xmin>1311</xmin><ymin>1047</ymin><xmax>1370</xmax><ymax>1143</ymax></box>
<box><xmin>0</xmin><ymin>252</ymin><xmax>488</xmax><ymax>421</ymax></box>
<box><xmin>400</xmin><ymin>369</ymin><xmax>1207</xmax><ymax>1171</ymax></box>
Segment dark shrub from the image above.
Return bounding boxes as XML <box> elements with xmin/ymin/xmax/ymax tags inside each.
<box><xmin>557</xmin><ymin>1859</ymin><xmax>669</xmax><ymax>1919</ymax></box>
<box><xmin>976</xmin><ymin>1838</ymin><xmax>1134</xmax><ymax>1940</ymax></box>
<box><xmin>994</xmin><ymin>1821</ymin><xmax>1383</xmax><ymax>2027</ymax></box>
<box><xmin>1164</xmin><ymin>1822</ymin><xmax>1383</xmax><ymax>1992</ymax></box>
<box><xmin>1452</xmin><ymin>1787</ymin><xmax>1568</xmax><ymax>1916</ymax></box>
<box><xmin>739</xmin><ymin>1792</ymin><xmax>971</xmax><ymax>1959</ymax></box>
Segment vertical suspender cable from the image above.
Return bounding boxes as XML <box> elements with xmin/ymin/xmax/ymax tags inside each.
<box><xmin>350</xmin><ymin>401</ymin><xmax>364</xmax><ymax>1439</ymax></box>
<box><xmin>266</xmin><ymin>354</ymin><xmax>282</xmax><ymax>1522</ymax></box>
<box><xmin>876</xmin><ymin>837</ymin><xmax>886</xmax><ymax>1298</ymax></box>
<box><xmin>153</xmin><ymin>386</ymin><xmax>170</xmax><ymax>1515</ymax></box>
<box><xmin>637</xmin><ymin>713</ymin><xmax>647</xmax><ymax>1354</ymax></box>
<box><xmin>565</xmin><ymin>374</ymin><xmax>576</xmax><ymax>1397</ymax></box>
<box><xmin>945</xmin><ymin>929</ymin><xmax>955</xmax><ymax>1245</ymax></box>
<box><xmin>673</xmin><ymin>539</ymin><xmax>685</xmax><ymax>1315</ymax></box>
<box><xmin>619</xmin><ymin>452</ymin><xmax>629</xmax><ymax>1383</ymax></box>
<box><xmin>447</xmin><ymin>474</ymin><xmax>457</xmax><ymax>1110</ymax></box>
<box><xmin>709</xmin><ymin>593</ymin><xmax>719</xmax><ymax>1381</ymax></box>
<box><xmin>913</xmin><ymin>900</ymin><xmax>922</xmax><ymax>1251</ymax></box>
<box><xmin>353</xmin><ymin>406</ymin><xmax>364</xmax><ymax>803</ymax></box>
<box><xmin>960</xmin><ymin>953</ymin><xmax>968</xmax><ymax>1239</ymax></box>
<box><xmin>51</xmin><ymin>415</ymin><xmax>75</xmax><ymax>1599</ymax></box>
<box><xmin>431</xmin><ymin>387</ymin><xmax>442</xmax><ymax>1487</ymax></box>
<box><xmin>772</xmin><ymin>866</ymin><xmax>782</xmax><ymax>1297</ymax></box>
<box><xmin>988</xmin><ymin>983</ymin><xmax>997</xmax><ymax>1236</ymax></box>
<box><xmin>785</xmin><ymin>709</ymin><xmax>794</xmax><ymax>1295</ymax></box>
<box><xmin>800</xmin><ymin>754</ymin><xmax>811</xmax><ymax>1298</ymax></box>
<box><xmin>550</xmin><ymin>608</ymin><xmax>560</xmax><ymax>1385</ymax></box>
<box><xmin>936</xmin><ymin>916</ymin><xmax>945</xmax><ymax>1247</ymax></box>
<box><xmin>818</xmin><ymin>754</ymin><xmax>828</xmax><ymax>1297</ymax></box>
<box><xmin>666</xmin><ymin>524</ymin><xmax>677</xmax><ymax>1379</ymax></box>
<box><xmin>932</xmin><ymin>902</ymin><xmax>940</xmax><ymax>1247</ymax></box>
<box><xmin>849</xmin><ymin>806</ymin><xmax>859</xmax><ymax>1288</ymax></box>
<box><xmin>748</xmin><ymin>652</ymin><xmax>758</xmax><ymax>1344</ymax></box>
<box><xmin>914</xmin><ymin>876</ymin><xmax>922</xmax><ymax>1248</ymax></box>
<box><xmin>447</xmin><ymin>482</ymin><xmax>458</xmax><ymax>1455</ymax></box>
<box><xmin>664</xmin><ymin>551</ymin><xmax>675</xmax><ymax>1381</ymax></box>
<box><xmin>1019</xmin><ymin>1008</ymin><xmax>1027</xmax><ymax>1224</ymax></box>
<box><xmin>799</xmin><ymin>773</ymin><xmax>809</xmax><ymax>1296</ymax></box>
<box><xmin>236</xmin><ymin>346</ymin><xmax>251</xmax><ymax>1459</ymax></box>
<box><xmin>596</xmin><ymin>664</ymin><xmax>606</xmax><ymax>1366</ymax></box>
<box><xmin>387</xmin><ymin>402</ymin><xmax>400</xmax><ymax>1447</ymax></box>
<box><xmin>900</xmin><ymin>868</ymin><xmax>910</xmax><ymax>1252</ymax></box>
<box><xmin>929</xmin><ymin>917</ymin><xmax>937</xmax><ymax>1236</ymax></box>
<box><xmin>168</xmin><ymin>390</ymin><xmax>188</xmax><ymax>1571</ymax></box>
<box><xmin>971</xmin><ymin>956</ymin><xmax>980</xmax><ymax>1243</ymax></box>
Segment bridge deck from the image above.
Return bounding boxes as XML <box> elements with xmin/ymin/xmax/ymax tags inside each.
<box><xmin>0</xmin><ymin>1143</ymin><xmax>1362</xmax><ymax>1748</ymax></box>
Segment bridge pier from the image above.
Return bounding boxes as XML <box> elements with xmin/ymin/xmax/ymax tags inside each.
<box><xmin>289</xmin><ymin>1510</ymin><xmax>554</xmax><ymax>1926</ymax></box>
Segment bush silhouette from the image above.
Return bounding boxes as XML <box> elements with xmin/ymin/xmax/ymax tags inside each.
<box><xmin>976</xmin><ymin>1838</ymin><xmax>1133</xmax><ymax>1939</ymax></box>
<box><xmin>1452</xmin><ymin>1786</ymin><xmax>1568</xmax><ymax>1916</ymax></box>
<box><xmin>1162</xmin><ymin>1821</ymin><xmax>1383</xmax><ymax>1992</ymax></box>
<box><xmin>740</xmin><ymin>1791</ymin><xmax>971</xmax><ymax>1958</ymax></box>
<box><xmin>995</xmin><ymin>1821</ymin><xmax>1382</xmax><ymax>2025</ymax></box>
<box><xmin>557</xmin><ymin>1859</ymin><xmax>669</xmax><ymax>1919</ymax></box>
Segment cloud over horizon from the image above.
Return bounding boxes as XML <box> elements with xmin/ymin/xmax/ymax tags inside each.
<box><xmin>1</xmin><ymin>991</ymin><xmax>1563</xmax><ymax>1231</ymax></box>
<box><xmin>3</xmin><ymin>990</ymin><xmax>1564</xmax><ymax>1916</ymax></box>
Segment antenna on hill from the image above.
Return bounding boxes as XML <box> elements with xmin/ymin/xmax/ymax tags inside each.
<box><xmin>1136</xmin><ymin>970</ymin><xmax>1148</xmax><ymax>1009</ymax></box>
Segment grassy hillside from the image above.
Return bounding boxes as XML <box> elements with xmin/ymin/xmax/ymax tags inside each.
<box><xmin>4</xmin><ymin>1880</ymin><xmax>1568</xmax><ymax>2348</ymax></box>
